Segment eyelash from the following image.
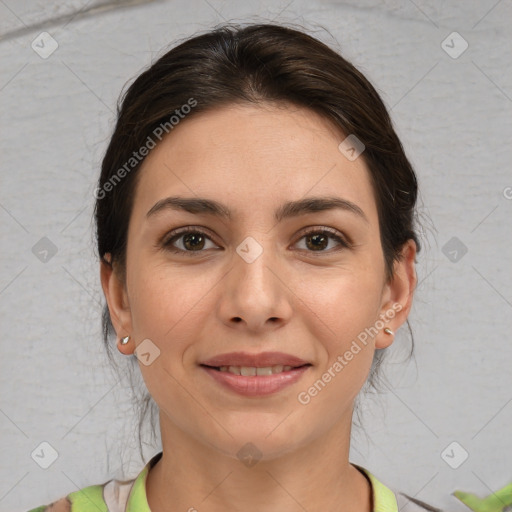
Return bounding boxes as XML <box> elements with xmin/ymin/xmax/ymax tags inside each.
<box><xmin>160</xmin><ymin>226</ymin><xmax>351</xmax><ymax>256</ymax></box>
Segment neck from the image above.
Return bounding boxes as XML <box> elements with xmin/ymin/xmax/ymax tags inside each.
<box><xmin>146</xmin><ymin>413</ymin><xmax>372</xmax><ymax>512</ymax></box>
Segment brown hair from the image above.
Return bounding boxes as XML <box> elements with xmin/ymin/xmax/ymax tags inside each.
<box><xmin>94</xmin><ymin>22</ymin><xmax>421</xmax><ymax>460</ymax></box>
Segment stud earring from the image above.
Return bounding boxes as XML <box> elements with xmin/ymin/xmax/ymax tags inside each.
<box><xmin>384</xmin><ymin>328</ymin><xmax>394</xmax><ymax>336</ymax></box>
<box><xmin>120</xmin><ymin>336</ymin><xmax>130</xmax><ymax>345</ymax></box>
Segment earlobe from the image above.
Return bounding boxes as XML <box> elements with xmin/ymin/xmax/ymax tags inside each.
<box><xmin>100</xmin><ymin>255</ymin><xmax>133</xmax><ymax>342</ymax></box>
<box><xmin>375</xmin><ymin>240</ymin><xmax>417</xmax><ymax>349</ymax></box>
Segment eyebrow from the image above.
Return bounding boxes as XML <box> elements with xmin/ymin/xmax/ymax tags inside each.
<box><xmin>146</xmin><ymin>196</ymin><xmax>368</xmax><ymax>223</ymax></box>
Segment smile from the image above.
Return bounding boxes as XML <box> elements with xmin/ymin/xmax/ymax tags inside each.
<box><xmin>215</xmin><ymin>364</ymin><xmax>297</xmax><ymax>375</ymax></box>
<box><xmin>200</xmin><ymin>364</ymin><xmax>311</xmax><ymax>396</ymax></box>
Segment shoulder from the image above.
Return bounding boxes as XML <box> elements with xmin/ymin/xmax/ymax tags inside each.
<box><xmin>26</xmin><ymin>452</ymin><xmax>159</xmax><ymax>512</ymax></box>
<box><xmin>353</xmin><ymin>463</ymin><xmax>443</xmax><ymax>512</ymax></box>
<box><xmin>26</xmin><ymin>496</ymin><xmax>72</xmax><ymax>512</ymax></box>
<box><xmin>25</xmin><ymin>485</ymin><xmax>105</xmax><ymax>512</ymax></box>
<box><xmin>396</xmin><ymin>491</ymin><xmax>444</xmax><ymax>512</ymax></box>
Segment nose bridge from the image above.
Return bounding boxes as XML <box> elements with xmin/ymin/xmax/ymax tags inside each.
<box><xmin>218</xmin><ymin>233</ymin><xmax>292</xmax><ymax>329</ymax></box>
<box><xmin>233</xmin><ymin>234</ymin><xmax>278</xmax><ymax>301</ymax></box>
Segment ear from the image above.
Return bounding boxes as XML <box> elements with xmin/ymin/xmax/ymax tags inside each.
<box><xmin>100</xmin><ymin>254</ymin><xmax>133</xmax><ymax>354</ymax></box>
<box><xmin>375</xmin><ymin>239</ymin><xmax>417</xmax><ymax>349</ymax></box>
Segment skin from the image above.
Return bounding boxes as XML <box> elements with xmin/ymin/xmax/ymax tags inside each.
<box><xmin>101</xmin><ymin>102</ymin><xmax>417</xmax><ymax>512</ymax></box>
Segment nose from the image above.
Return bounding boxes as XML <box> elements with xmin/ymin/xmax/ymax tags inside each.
<box><xmin>216</xmin><ymin>238</ymin><xmax>294</xmax><ymax>333</ymax></box>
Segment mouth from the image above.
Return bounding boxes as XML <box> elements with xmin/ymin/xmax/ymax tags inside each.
<box><xmin>200</xmin><ymin>363</ymin><xmax>312</xmax><ymax>376</ymax></box>
<box><xmin>199</xmin><ymin>352</ymin><xmax>313</xmax><ymax>396</ymax></box>
<box><xmin>200</xmin><ymin>351</ymin><xmax>311</xmax><ymax>368</ymax></box>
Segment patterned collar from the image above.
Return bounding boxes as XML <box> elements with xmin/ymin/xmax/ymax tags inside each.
<box><xmin>121</xmin><ymin>452</ymin><xmax>399</xmax><ymax>512</ymax></box>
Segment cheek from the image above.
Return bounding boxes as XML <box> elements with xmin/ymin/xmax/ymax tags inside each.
<box><xmin>295</xmin><ymin>274</ymin><xmax>381</xmax><ymax>410</ymax></box>
<box><xmin>295</xmin><ymin>266</ymin><xmax>383</xmax><ymax>344</ymax></box>
<box><xmin>293</xmin><ymin>268</ymin><xmax>383</xmax><ymax>408</ymax></box>
<box><xmin>127</xmin><ymin>262</ymin><xmax>211</xmax><ymax>347</ymax></box>
<box><xmin>127</xmin><ymin>266</ymin><xmax>212</xmax><ymax>420</ymax></box>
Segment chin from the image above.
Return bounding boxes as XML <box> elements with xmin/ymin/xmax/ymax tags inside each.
<box><xmin>207</xmin><ymin>421</ymin><xmax>308</xmax><ymax>463</ymax></box>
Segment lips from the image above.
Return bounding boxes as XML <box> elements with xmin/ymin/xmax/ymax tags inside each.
<box><xmin>199</xmin><ymin>351</ymin><xmax>312</xmax><ymax>396</ymax></box>
<box><xmin>200</xmin><ymin>351</ymin><xmax>310</xmax><ymax>368</ymax></box>
<box><xmin>201</xmin><ymin>364</ymin><xmax>311</xmax><ymax>396</ymax></box>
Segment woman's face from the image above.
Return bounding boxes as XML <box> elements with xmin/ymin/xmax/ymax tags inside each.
<box><xmin>102</xmin><ymin>102</ymin><xmax>416</xmax><ymax>461</ymax></box>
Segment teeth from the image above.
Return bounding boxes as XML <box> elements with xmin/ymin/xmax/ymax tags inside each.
<box><xmin>217</xmin><ymin>365</ymin><xmax>296</xmax><ymax>375</ymax></box>
<box><xmin>240</xmin><ymin>366</ymin><xmax>256</xmax><ymax>376</ymax></box>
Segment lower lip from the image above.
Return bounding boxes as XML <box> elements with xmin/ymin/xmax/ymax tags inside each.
<box><xmin>201</xmin><ymin>365</ymin><xmax>310</xmax><ymax>397</ymax></box>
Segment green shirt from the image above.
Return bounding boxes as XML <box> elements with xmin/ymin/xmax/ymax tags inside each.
<box><xmin>26</xmin><ymin>451</ymin><xmax>438</xmax><ymax>512</ymax></box>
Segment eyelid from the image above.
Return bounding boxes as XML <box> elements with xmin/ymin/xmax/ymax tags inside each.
<box><xmin>295</xmin><ymin>226</ymin><xmax>351</xmax><ymax>244</ymax></box>
<box><xmin>293</xmin><ymin>226</ymin><xmax>352</xmax><ymax>252</ymax></box>
<box><xmin>159</xmin><ymin>226</ymin><xmax>220</xmax><ymax>250</ymax></box>
<box><xmin>159</xmin><ymin>225</ymin><xmax>351</xmax><ymax>255</ymax></box>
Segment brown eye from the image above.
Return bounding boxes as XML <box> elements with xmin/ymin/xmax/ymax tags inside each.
<box><xmin>305</xmin><ymin>233</ymin><xmax>329</xmax><ymax>251</ymax></box>
<box><xmin>162</xmin><ymin>228</ymin><xmax>218</xmax><ymax>255</ymax></box>
<box><xmin>295</xmin><ymin>228</ymin><xmax>349</xmax><ymax>254</ymax></box>
<box><xmin>181</xmin><ymin>232</ymin><xmax>206</xmax><ymax>251</ymax></box>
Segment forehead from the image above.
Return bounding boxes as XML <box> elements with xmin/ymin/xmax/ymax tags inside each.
<box><xmin>131</xmin><ymin>102</ymin><xmax>378</xmax><ymax>224</ymax></box>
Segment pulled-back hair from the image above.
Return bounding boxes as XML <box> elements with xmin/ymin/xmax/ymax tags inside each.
<box><xmin>94</xmin><ymin>22</ymin><xmax>420</xmax><ymax>461</ymax></box>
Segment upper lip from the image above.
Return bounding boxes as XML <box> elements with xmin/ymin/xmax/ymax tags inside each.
<box><xmin>200</xmin><ymin>351</ymin><xmax>310</xmax><ymax>368</ymax></box>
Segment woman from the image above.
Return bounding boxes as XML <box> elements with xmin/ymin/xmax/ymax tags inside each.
<box><xmin>27</xmin><ymin>22</ymin><xmax>440</xmax><ymax>512</ymax></box>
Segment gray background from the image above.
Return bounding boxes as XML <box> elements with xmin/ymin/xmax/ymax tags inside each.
<box><xmin>1</xmin><ymin>1</ymin><xmax>511</xmax><ymax>510</ymax></box>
